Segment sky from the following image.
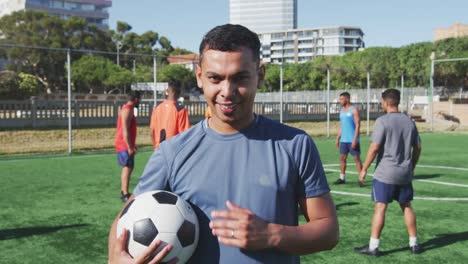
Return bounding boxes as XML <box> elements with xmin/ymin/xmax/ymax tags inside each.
<box><xmin>109</xmin><ymin>0</ymin><xmax>468</xmax><ymax>53</ymax></box>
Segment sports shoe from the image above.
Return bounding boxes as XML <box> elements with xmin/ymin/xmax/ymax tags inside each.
<box><xmin>120</xmin><ymin>191</ymin><xmax>131</xmax><ymax>203</ymax></box>
<box><xmin>334</xmin><ymin>178</ymin><xmax>346</xmax><ymax>184</ymax></box>
<box><xmin>410</xmin><ymin>244</ymin><xmax>423</xmax><ymax>254</ymax></box>
<box><xmin>354</xmin><ymin>246</ymin><xmax>380</xmax><ymax>256</ymax></box>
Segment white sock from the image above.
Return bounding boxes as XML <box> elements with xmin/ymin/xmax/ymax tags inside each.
<box><xmin>340</xmin><ymin>174</ymin><xmax>345</xmax><ymax>180</ymax></box>
<box><xmin>409</xmin><ymin>236</ymin><xmax>418</xmax><ymax>247</ymax></box>
<box><xmin>369</xmin><ymin>237</ymin><xmax>380</xmax><ymax>250</ymax></box>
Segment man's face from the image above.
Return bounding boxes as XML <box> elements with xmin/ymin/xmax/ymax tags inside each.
<box><xmin>339</xmin><ymin>96</ymin><xmax>348</xmax><ymax>106</ymax></box>
<box><xmin>196</xmin><ymin>47</ymin><xmax>264</xmax><ymax>130</ymax></box>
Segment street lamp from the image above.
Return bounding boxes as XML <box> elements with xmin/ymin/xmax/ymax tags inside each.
<box><xmin>116</xmin><ymin>40</ymin><xmax>122</xmax><ymax>66</ymax></box>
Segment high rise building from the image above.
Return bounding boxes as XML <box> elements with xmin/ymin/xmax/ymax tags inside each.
<box><xmin>229</xmin><ymin>0</ymin><xmax>297</xmax><ymax>33</ymax></box>
<box><xmin>259</xmin><ymin>26</ymin><xmax>365</xmax><ymax>64</ymax></box>
<box><xmin>434</xmin><ymin>23</ymin><xmax>468</xmax><ymax>42</ymax></box>
<box><xmin>0</xmin><ymin>0</ymin><xmax>112</xmax><ymax>29</ymax></box>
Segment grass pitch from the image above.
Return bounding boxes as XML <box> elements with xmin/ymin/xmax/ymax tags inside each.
<box><xmin>1</xmin><ymin>133</ymin><xmax>467</xmax><ymax>263</ymax></box>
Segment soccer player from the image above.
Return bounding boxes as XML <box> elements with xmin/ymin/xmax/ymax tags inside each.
<box><xmin>355</xmin><ymin>89</ymin><xmax>422</xmax><ymax>256</ymax></box>
<box><xmin>150</xmin><ymin>80</ymin><xmax>190</xmax><ymax>150</ymax></box>
<box><xmin>114</xmin><ymin>91</ymin><xmax>141</xmax><ymax>203</ymax></box>
<box><xmin>108</xmin><ymin>24</ymin><xmax>338</xmax><ymax>264</ymax></box>
<box><xmin>334</xmin><ymin>92</ymin><xmax>362</xmax><ymax>185</ymax></box>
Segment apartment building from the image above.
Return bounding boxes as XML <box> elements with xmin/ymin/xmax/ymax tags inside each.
<box><xmin>0</xmin><ymin>0</ymin><xmax>111</xmax><ymax>29</ymax></box>
<box><xmin>259</xmin><ymin>26</ymin><xmax>365</xmax><ymax>64</ymax></box>
<box><xmin>230</xmin><ymin>0</ymin><xmax>297</xmax><ymax>33</ymax></box>
<box><xmin>434</xmin><ymin>23</ymin><xmax>468</xmax><ymax>42</ymax></box>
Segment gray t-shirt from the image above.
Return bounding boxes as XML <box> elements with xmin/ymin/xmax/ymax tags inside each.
<box><xmin>134</xmin><ymin>115</ymin><xmax>330</xmax><ymax>264</ymax></box>
<box><xmin>371</xmin><ymin>112</ymin><xmax>421</xmax><ymax>185</ymax></box>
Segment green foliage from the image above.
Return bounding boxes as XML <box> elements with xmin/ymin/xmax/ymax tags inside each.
<box><xmin>157</xmin><ymin>64</ymin><xmax>196</xmax><ymax>91</ymax></box>
<box><xmin>71</xmin><ymin>55</ymin><xmax>134</xmax><ymax>93</ymax></box>
<box><xmin>18</xmin><ymin>73</ymin><xmax>41</xmax><ymax>94</ymax></box>
<box><xmin>0</xmin><ymin>70</ymin><xmax>20</xmax><ymax>98</ymax></box>
<box><xmin>0</xmin><ymin>10</ymin><xmax>114</xmax><ymax>93</ymax></box>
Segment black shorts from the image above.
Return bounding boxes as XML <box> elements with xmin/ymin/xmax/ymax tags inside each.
<box><xmin>340</xmin><ymin>142</ymin><xmax>360</xmax><ymax>156</ymax></box>
<box><xmin>117</xmin><ymin>150</ymin><xmax>134</xmax><ymax>168</ymax></box>
<box><xmin>371</xmin><ymin>178</ymin><xmax>413</xmax><ymax>204</ymax></box>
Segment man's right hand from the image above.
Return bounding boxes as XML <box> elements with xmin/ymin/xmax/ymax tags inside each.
<box><xmin>335</xmin><ymin>139</ymin><xmax>339</xmax><ymax>149</ymax></box>
<box><xmin>127</xmin><ymin>147</ymin><xmax>138</xmax><ymax>156</ymax></box>
<box><xmin>109</xmin><ymin>229</ymin><xmax>178</xmax><ymax>264</ymax></box>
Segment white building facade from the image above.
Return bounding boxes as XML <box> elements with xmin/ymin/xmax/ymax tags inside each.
<box><xmin>0</xmin><ymin>0</ymin><xmax>111</xmax><ymax>29</ymax></box>
<box><xmin>259</xmin><ymin>26</ymin><xmax>365</xmax><ymax>64</ymax></box>
<box><xmin>229</xmin><ymin>0</ymin><xmax>297</xmax><ymax>33</ymax></box>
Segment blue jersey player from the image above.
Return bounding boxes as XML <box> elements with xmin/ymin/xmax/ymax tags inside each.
<box><xmin>335</xmin><ymin>92</ymin><xmax>363</xmax><ymax>186</ymax></box>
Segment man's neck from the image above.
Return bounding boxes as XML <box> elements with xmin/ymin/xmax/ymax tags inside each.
<box><xmin>208</xmin><ymin>114</ymin><xmax>255</xmax><ymax>135</ymax></box>
<box><xmin>386</xmin><ymin>107</ymin><xmax>399</xmax><ymax>113</ymax></box>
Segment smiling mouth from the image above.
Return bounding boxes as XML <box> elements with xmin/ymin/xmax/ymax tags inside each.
<box><xmin>217</xmin><ymin>102</ymin><xmax>238</xmax><ymax>114</ymax></box>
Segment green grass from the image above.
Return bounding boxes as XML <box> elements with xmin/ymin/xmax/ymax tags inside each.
<box><xmin>1</xmin><ymin>133</ymin><xmax>467</xmax><ymax>263</ymax></box>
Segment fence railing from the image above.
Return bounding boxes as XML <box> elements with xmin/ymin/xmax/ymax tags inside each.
<box><xmin>0</xmin><ymin>99</ymin><xmax>384</xmax><ymax>129</ymax></box>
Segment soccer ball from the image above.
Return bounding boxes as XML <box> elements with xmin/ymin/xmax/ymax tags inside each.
<box><xmin>117</xmin><ymin>190</ymin><xmax>199</xmax><ymax>263</ymax></box>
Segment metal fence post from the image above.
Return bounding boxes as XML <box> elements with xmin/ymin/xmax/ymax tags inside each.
<box><xmin>31</xmin><ymin>96</ymin><xmax>37</xmax><ymax>128</ymax></box>
<box><xmin>326</xmin><ymin>66</ymin><xmax>330</xmax><ymax>138</ymax></box>
<box><xmin>367</xmin><ymin>70</ymin><xmax>370</xmax><ymax>136</ymax></box>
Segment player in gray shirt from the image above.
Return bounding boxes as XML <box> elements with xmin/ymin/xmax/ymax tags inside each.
<box><xmin>355</xmin><ymin>89</ymin><xmax>422</xmax><ymax>256</ymax></box>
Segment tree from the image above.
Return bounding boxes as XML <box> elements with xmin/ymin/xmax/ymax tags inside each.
<box><xmin>71</xmin><ymin>54</ymin><xmax>134</xmax><ymax>93</ymax></box>
<box><xmin>0</xmin><ymin>10</ymin><xmax>114</xmax><ymax>94</ymax></box>
<box><xmin>157</xmin><ymin>64</ymin><xmax>196</xmax><ymax>92</ymax></box>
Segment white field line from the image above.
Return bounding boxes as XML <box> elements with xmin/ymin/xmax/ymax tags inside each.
<box><xmin>324</xmin><ymin>168</ymin><xmax>468</xmax><ymax>188</ymax></box>
<box><xmin>331</xmin><ymin>190</ymin><xmax>468</xmax><ymax>201</ymax></box>
<box><xmin>323</xmin><ymin>163</ymin><xmax>468</xmax><ymax>171</ymax></box>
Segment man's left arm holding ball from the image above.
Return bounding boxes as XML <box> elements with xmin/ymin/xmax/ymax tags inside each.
<box><xmin>108</xmin><ymin>195</ymin><xmax>178</xmax><ymax>264</ymax></box>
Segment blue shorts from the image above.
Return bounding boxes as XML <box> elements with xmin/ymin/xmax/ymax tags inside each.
<box><xmin>371</xmin><ymin>179</ymin><xmax>413</xmax><ymax>204</ymax></box>
<box><xmin>340</xmin><ymin>142</ymin><xmax>360</xmax><ymax>156</ymax></box>
<box><xmin>117</xmin><ymin>150</ymin><xmax>134</xmax><ymax>168</ymax></box>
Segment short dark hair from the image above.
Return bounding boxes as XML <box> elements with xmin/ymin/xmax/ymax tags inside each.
<box><xmin>382</xmin><ymin>89</ymin><xmax>400</xmax><ymax>106</ymax></box>
<box><xmin>199</xmin><ymin>24</ymin><xmax>261</xmax><ymax>65</ymax></box>
<box><xmin>340</xmin><ymin>92</ymin><xmax>350</xmax><ymax>99</ymax></box>
<box><xmin>167</xmin><ymin>80</ymin><xmax>181</xmax><ymax>97</ymax></box>
<box><xmin>127</xmin><ymin>90</ymin><xmax>141</xmax><ymax>101</ymax></box>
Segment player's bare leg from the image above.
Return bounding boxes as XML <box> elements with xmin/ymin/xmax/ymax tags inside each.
<box><xmin>120</xmin><ymin>166</ymin><xmax>133</xmax><ymax>202</ymax></box>
<box><xmin>353</xmin><ymin>155</ymin><xmax>363</xmax><ymax>186</ymax></box>
<box><xmin>355</xmin><ymin>202</ymin><xmax>387</xmax><ymax>256</ymax></box>
<box><xmin>335</xmin><ymin>153</ymin><xmax>348</xmax><ymax>184</ymax></box>
<box><xmin>400</xmin><ymin>202</ymin><xmax>422</xmax><ymax>253</ymax></box>
<box><xmin>371</xmin><ymin>202</ymin><xmax>387</xmax><ymax>239</ymax></box>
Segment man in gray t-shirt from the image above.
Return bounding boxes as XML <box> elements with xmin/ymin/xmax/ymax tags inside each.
<box><xmin>355</xmin><ymin>89</ymin><xmax>422</xmax><ymax>257</ymax></box>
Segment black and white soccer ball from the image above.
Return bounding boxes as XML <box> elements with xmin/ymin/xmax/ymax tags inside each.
<box><xmin>117</xmin><ymin>190</ymin><xmax>199</xmax><ymax>263</ymax></box>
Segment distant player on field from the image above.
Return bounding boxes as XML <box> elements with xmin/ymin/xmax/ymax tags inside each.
<box><xmin>114</xmin><ymin>91</ymin><xmax>141</xmax><ymax>203</ymax></box>
<box><xmin>150</xmin><ymin>80</ymin><xmax>190</xmax><ymax>150</ymax></box>
<box><xmin>335</xmin><ymin>92</ymin><xmax>362</xmax><ymax>185</ymax></box>
<box><xmin>355</xmin><ymin>88</ymin><xmax>422</xmax><ymax>256</ymax></box>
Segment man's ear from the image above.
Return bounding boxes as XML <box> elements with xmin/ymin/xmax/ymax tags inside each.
<box><xmin>257</xmin><ymin>63</ymin><xmax>265</xmax><ymax>88</ymax></box>
<box><xmin>195</xmin><ymin>64</ymin><xmax>203</xmax><ymax>89</ymax></box>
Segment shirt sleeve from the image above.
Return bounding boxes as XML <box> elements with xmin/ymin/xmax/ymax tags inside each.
<box><xmin>295</xmin><ymin>134</ymin><xmax>330</xmax><ymax>198</ymax></box>
<box><xmin>133</xmin><ymin>147</ymin><xmax>171</xmax><ymax>196</ymax></box>
<box><xmin>371</xmin><ymin>118</ymin><xmax>385</xmax><ymax>145</ymax></box>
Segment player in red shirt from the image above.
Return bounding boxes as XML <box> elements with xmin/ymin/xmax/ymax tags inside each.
<box><xmin>115</xmin><ymin>91</ymin><xmax>141</xmax><ymax>202</ymax></box>
<box><xmin>150</xmin><ymin>81</ymin><xmax>191</xmax><ymax>150</ymax></box>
